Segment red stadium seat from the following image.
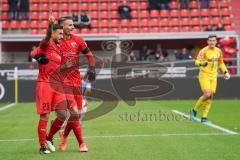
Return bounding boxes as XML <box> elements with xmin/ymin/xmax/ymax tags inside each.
<box><xmin>42</xmin><ymin>3</ymin><xmax>49</xmax><ymax>11</ymax></box>
<box><xmin>180</xmin><ymin>9</ymin><xmax>189</xmax><ymax>17</ymax></box>
<box><xmin>41</xmin><ymin>12</ymin><xmax>49</xmax><ymax>20</ymax></box>
<box><xmin>61</xmin><ymin>12</ymin><xmax>69</xmax><ymax>17</ymax></box>
<box><xmin>61</xmin><ymin>3</ymin><xmax>69</xmax><ymax>11</ymax></box>
<box><xmin>101</xmin><ymin>20</ymin><xmax>109</xmax><ymax>28</ymax></box>
<box><xmin>212</xmin><ymin>17</ymin><xmax>221</xmax><ymax>25</ymax></box>
<box><xmin>171</xmin><ymin>18</ymin><xmax>180</xmax><ymax>26</ymax></box>
<box><xmin>172</xmin><ymin>27</ymin><xmax>180</xmax><ymax>32</ymax></box>
<box><xmin>71</xmin><ymin>3</ymin><xmax>79</xmax><ymax>11</ymax></box>
<box><xmin>110</xmin><ymin>19</ymin><xmax>119</xmax><ymax>27</ymax></box>
<box><xmin>202</xmin><ymin>17</ymin><xmax>210</xmax><ymax>26</ymax></box>
<box><xmin>81</xmin><ymin>28</ymin><xmax>90</xmax><ymax>34</ymax></box>
<box><xmin>189</xmin><ymin>1</ymin><xmax>199</xmax><ymax>9</ymax></box>
<box><xmin>151</xmin><ymin>18</ymin><xmax>160</xmax><ymax>27</ymax></box>
<box><xmin>130</xmin><ymin>2</ymin><xmax>138</xmax><ymax>10</ymax></box>
<box><xmin>201</xmin><ymin>9</ymin><xmax>209</xmax><ymax>17</ymax></box>
<box><xmin>110</xmin><ymin>11</ymin><xmax>119</xmax><ymax>18</ymax></box>
<box><xmin>2</xmin><ymin>4</ymin><xmax>9</xmax><ymax>11</ymax></box>
<box><xmin>110</xmin><ymin>3</ymin><xmax>118</xmax><ymax>10</ymax></box>
<box><xmin>220</xmin><ymin>0</ymin><xmax>229</xmax><ymax>8</ymax></box>
<box><xmin>42</xmin><ymin>0</ymin><xmax>49</xmax><ymax>3</ymax></box>
<box><xmin>210</xmin><ymin>8</ymin><xmax>220</xmax><ymax>17</ymax></box>
<box><xmin>160</xmin><ymin>10</ymin><xmax>169</xmax><ymax>17</ymax></box>
<box><xmin>131</xmin><ymin>10</ymin><xmax>138</xmax><ymax>18</ymax></box>
<box><xmin>141</xmin><ymin>10</ymin><xmax>149</xmax><ymax>18</ymax></box>
<box><xmin>190</xmin><ymin>9</ymin><xmax>200</xmax><ymax>17</ymax></box>
<box><xmin>161</xmin><ymin>18</ymin><xmax>169</xmax><ymax>27</ymax></box>
<box><xmin>150</xmin><ymin>10</ymin><xmax>159</xmax><ymax>18</ymax></box>
<box><xmin>101</xmin><ymin>28</ymin><xmax>109</xmax><ymax>34</ymax></box>
<box><xmin>91</xmin><ymin>11</ymin><xmax>99</xmax><ymax>19</ymax></box>
<box><xmin>193</xmin><ymin>26</ymin><xmax>201</xmax><ymax>32</ymax></box>
<box><xmin>40</xmin><ymin>21</ymin><xmax>48</xmax><ymax>29</ymax></box>
<box><xmin>52</xmin><ymin>3</ymin><xmax>59</xmax><ymax>11</ymax></box>
<box><xmin>181</xmin><ymin>18</ymin><xmax>190</xmax><ymax>26</ymax></box>
<box><xmin>162</xmin><ymin>27</ymin><xmax>170</xmax><ymax>32</ymax></box>
<box><xmin>223</xmin><ymin>17</ymin><xmax>231</xmax><ymax>25</ymax></box>
<box><xmin>2</xmin><ymin>20</ymin><xmax>9</xmax><ymax>29</ymax></box>
<box><xmin>131</xmin><ymin>19</ymin><xmax>139</xmax><ymax>27</ymax></box>
<box><xmin>10</xmin><ymin>20</ymin><xmax>19</xmax><ymax>29</ymax></box>
<box><xmin>170</xmin><ymin>10</ymin><xmax>179</xmax><ymax>18</ymax></box>
<box><xmin>141</xmin><ymin>27</ymin><xmax>150</xmax><ymax>33</ymax></box>
<box><xmin>120</xmin><ymin>27</ymin><xmax>130</xmax><ymax>33</ymax></box>
<box><xmin>182</xmin><ymin>26</ymin><xmax>191</xmax><ymax>32</ymax></box>
<box><xmin>91</xmin><ymin>28</ymin><xmax>99</xmax><ymax>34</ymax></box>
<box><xmin>20</xmin><ymin>20</ymin><xmax>30</xmax><ymax>29</ymax></box>
<box><xmin>140</xmin><ymin>2</ymin><xmax>148</xmax><ymax>9</ymax></box>
<box><xmin>1</xmin><ymin>12</ymin><xmax>8</xmax><ymax>20</ymax></box>
<box><xmin>170</xmin><ymin>1</ymin><xmax>178</xmax><ymax>9</ymax></box>
<box><xmin>91</xmin><ymin>3</ymin><xmax>98</xmax><ymax>11</ymax></box>
<box><xmin>111</xmin><ymin>28</ymin><xmax>119</xmax><ymax>34</ymax></box>
<box><xmin>221</xmin><ymin>8</ymin><xmax>230</xmax><ymax>16</ymax></box>
<box><xmin>191</xmin><ymin>18</ymin><xmax>200</xmax><ymax>26</ymax></box>
<box><xmin>31</xmin><ymin>29</ymin><xmax>38</xmax><ymax>35</ymax></box>
<box><xmin>80</xmin><ymin>3</ymin><xmax>89</xmax><ymax>11</ymax></box>
<box><xmin>121</xmin><ymin>19</ymin><xmax>130</xmax><ymax>27</ymax></box>
<box><xmin>31</xmin><ymin>21</ymin><xmax>38</xmax><ymax>29</ymax></box>
<box><xmin>151</xmin><ymin>27</ymin><xmax>160</xmax><ymax>33</ymax></box>
<box><xmin>141</xmin><ymin>19</ymin><xmax>150</xmax><ymax>27</ymax></box>
<box><xmin>210</xmin><ymin>1</ymin><xmax>218</xmax><ymax>8</ymax></box>
<box><xmin>101</xmin><ymin>3</ymin><xmax>108</xmax><ymax>10</ymax></box>
<box><xmin>225</xmin><ymin>25</ymin><xmax>233</xmax><ymax>31</ymax></box>
<box><xmin>52</xmin><ymin>12</ymin><xmax>59</xmax><ymax>19</ymax></box>
<box><xmin>30</xmin><ymin>12</ymin><xmax>38</xmax><ymax>20</ymax></box>
<box><xmin>31</xmin><ymin>4</ymin><xmax>39</xmax><ymax>11</ymax></box>
<box><xmin>91</xmin><ymin>20</ymin><xmax>99</xmax><ymax>28</ymax></box>
<box><xmin>132</xmin><ymin>27</ymin><xmax>140</xmax><ymax>33</ymax></box>
<box><xmin>101</xmin><ymin>11</ymin><xmax>108</xmax><ymax>19</ymax></box>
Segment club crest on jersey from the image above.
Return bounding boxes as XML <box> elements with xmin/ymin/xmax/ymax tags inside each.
<box><xmin>71</xmin><ymin>42</ymin><xmax>77</xmax><ymax>48</ymax></box>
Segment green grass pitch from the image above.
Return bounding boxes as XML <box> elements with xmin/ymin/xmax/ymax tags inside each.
<box><xmin>0</xmin><ymin>100</ymin><xmax>240</xmax><ymax>160</ymax></box>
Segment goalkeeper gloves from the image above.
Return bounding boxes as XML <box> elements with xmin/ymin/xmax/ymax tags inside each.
<box><xmin>86</xmin><ymin>66</ymin><xmax>96</xmax><ymax>82</ymax></box>
<box><xmin>223</xmin><ymin>71</ymin><xmax>230</xmax><ymax>80</ymax></box>
<box><xmin>199</xmin><ymin>61</ymin><xmax>208</xmax><ymax>67</ymax></box>
<box><xmin>34</xmin><ymin>54</ymin><xmax>49</xmax><ymax>64</ymax></box>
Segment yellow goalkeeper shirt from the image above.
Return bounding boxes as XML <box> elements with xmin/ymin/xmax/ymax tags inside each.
<box><xmin>195</xmin><ymin>46</ymin><xmax>228</xmax><ymax>79</ymax></box>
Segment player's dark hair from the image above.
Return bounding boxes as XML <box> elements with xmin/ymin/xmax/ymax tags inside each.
<box><xmin>40</xmin><ymin>24</ymin><xmax>63</xmax><ymax>49</ymax></box>
<box><xmin>58</xmin><ymin>16</ymin><xmax>73</xmax><ymax>25</ymax></box>
<box><xmin>208</xmin><ymin>34</ymin><xmax>217</xmax><ymax>39</ymax></box>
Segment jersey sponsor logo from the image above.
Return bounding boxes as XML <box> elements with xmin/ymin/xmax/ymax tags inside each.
<box><xmin>71</xmin><ymin>42</ymin><xmax>77</xmax><ymax>48</ymax></box>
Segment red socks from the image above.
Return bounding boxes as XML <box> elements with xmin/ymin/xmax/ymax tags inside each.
<box><xmin>38</xmin><ymin>119</ymin><xmax>48</xmax><ymax>148</ymax></box>
<box><xmin>63</xmin><ymin>121</ymin><xmax>72</xmax><ymax>137</ymax></box>
<box><xmin>47</xmin><ymin>118</ymin><xmax>64</xmax><ymax>140</ymax></box>
<box><xmin>71</xmin><ymin>120</ymin><xmax>84</xmax><ymax>145</ymax></box>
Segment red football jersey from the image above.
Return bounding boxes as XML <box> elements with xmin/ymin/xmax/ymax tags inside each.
<box><xmin>60</xmin><ymin>35</ymin><xmax>87</xmax><ymax>85</ymax></box>
<box><xmin>31</xmin><ymin>41</ymin><xmax>62</xmax><ymax>83</ymax></box>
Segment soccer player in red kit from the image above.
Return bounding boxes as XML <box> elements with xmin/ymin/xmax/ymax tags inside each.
<box><xmin>31</xmin><ymin>24</ymin><xmax>68</xmax><ymax>154</ymax></box>
<box><xmin>49</xmin><ymin>16</ymin><xmax>96</xmax><ymax>152</ymax></box>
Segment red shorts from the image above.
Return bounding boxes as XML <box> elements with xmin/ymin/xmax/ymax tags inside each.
<box><xmin>36</xmin><ymin>82</ymin><xmax>67</xmax><ymax>115</ymax></box>
<box><xmin>63</xmin><ymin>83</ymin><xmax>82</xmax><ymax>110</ymax></box>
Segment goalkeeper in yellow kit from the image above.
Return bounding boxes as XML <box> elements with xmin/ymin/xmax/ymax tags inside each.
<box><xmin>190</xmin><ymin>34</ymin><xmax>230</xmax><ymax>124</ymax></box>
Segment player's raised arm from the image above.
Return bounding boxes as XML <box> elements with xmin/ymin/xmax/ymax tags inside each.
<box><xmin>195</xmin><ymin>50</ymin><xmax>208</xmax><ymax>67</ymax></box>
<box><xmin>31</xmin><ymin>47</ymin><xmax>49</xmax><ymax>65</ymax></box>
<box><xmin>218</xmin><ymin>50</ymin><xmax>230</xmax><ymax>80</ymax></box>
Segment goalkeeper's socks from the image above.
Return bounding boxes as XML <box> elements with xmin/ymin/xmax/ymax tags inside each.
<box><xmin>71</xmin><ymin>120</ymin><xmax>84</xmax><ymax>145</ymax></box>
<box><xmin>47</xmin><ymin>118</ymin><xmax>64</xmax><ymax>140</ymax></box>
<box><xmin>38</xmin><ymin>119</ymin><xmax>48</xmax><ymax>148</ymax></box>
<box><xmin>192</xmin><ymin>109</ymin><xmax>197</xmax><ymax>117</ymax></box>
<box><xmin>63</xmin><ymin>121</ymin><xmax>72</xmax><ymax>138</ymax></box>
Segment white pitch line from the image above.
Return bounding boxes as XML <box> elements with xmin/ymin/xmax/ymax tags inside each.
<box><xmin>0</xmin><ymin>103</ymin><xmax>16</xmax><ymax>112</ymax></box>
<box><xmin>172</xmin><ymin>109</ymin><xmax>238</xmax><ymax>135</ymax></box>
<box><xmin>0</xmin><ymin>132</ymin><xmax>234</xmax><ymax>143</ymax></box>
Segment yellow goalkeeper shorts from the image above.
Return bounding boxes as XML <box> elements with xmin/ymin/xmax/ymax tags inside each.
<box><xmin>198</xmin><ymin>76</ymin><xmax>217</xmax><ymax>93</ymax></box>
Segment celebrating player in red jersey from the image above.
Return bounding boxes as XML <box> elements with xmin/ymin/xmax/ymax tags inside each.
<box><xmin>31</xmin><ymin>24</ymin><xmax>68</xmax><ymax>154</ymax></box>
<box><xmin>48</xmin><ymin>16</ymin><xmax>96</xmax><ymax>152</ymax></box>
